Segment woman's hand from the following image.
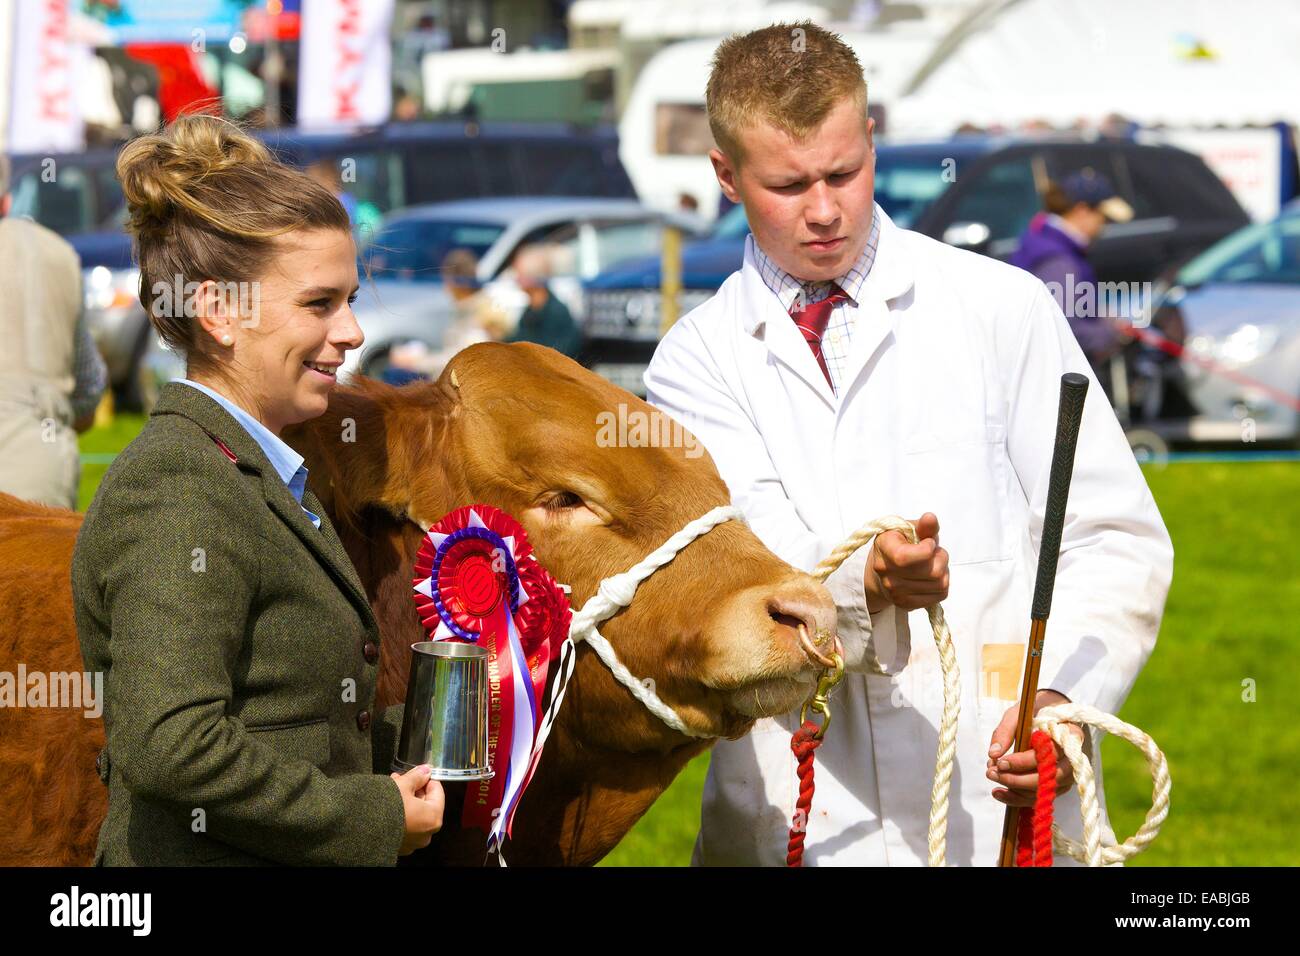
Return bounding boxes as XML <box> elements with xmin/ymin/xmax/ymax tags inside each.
<box><xmin>390</xmin><ymin>764</ymin><xmax>446</xmax><ymax>855</ymax></box>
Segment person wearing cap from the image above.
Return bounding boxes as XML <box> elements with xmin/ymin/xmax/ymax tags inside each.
<box><xmin>1009</xmin><ymin>170</ymin><xmax>1136</xmax><ymax>388</ymax></box>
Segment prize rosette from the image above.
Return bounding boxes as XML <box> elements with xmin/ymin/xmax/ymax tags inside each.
<box><xmin>412</xmin><ymin>505</ymin><xmax>530</xmax><ymax>642</ymax></box>
<box><xmin>411</xmin><ymin>504</ymin><xmax>572</xmax><ymax>849</ymax></box>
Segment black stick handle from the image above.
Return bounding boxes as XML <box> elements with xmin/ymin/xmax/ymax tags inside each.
<box><xmin>1031</xmin><ymin>373</ymin><xmax>1089</xmax><ymax>621</ymax></box>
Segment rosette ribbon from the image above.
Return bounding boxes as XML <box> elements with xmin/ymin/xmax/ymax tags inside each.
<box><xmin>412</xmin><ymin>505</ymin><xmax>572</xmax><ymax>850</ymax></box>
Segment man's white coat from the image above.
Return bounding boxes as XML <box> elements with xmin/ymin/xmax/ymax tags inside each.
<box><xmin>644</xmin><ymin>209</ymin><xmax>1174</xmax><ymax>866</ymax></box>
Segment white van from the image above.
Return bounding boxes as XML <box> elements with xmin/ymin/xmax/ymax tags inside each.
<box><xmin>618</xmin><ymin>24</ymin><xmax>942</xmax><ymax>218</ymax></box>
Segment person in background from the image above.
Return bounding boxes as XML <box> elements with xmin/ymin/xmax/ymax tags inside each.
<box><xmin>0</xmin><ymin>153</ymin><xmax>108</xmax><ymax>509</ymax></box>
<box><xmin>306</xmin><ymin>158</ymin><xmax>382</xmax><ymax>243</ymax></box>
<box><xmin>505</xmin><ymin>245</ymin><xmax>583</xmax><ymax>359</ymax></box>
<box><xmin>385</xmin><ymin>248</ymin><xmax>511</xmax><ymax>383</ymax></box>
<box><xmin>1008</xmin><ymin>170</ymin><xmax>1135</xmax><ymax>393</ymax></box>
<box><xmin>393</xmin><ymin>96</ymin><xmax>422</xmax><ymax>123</ymax></box>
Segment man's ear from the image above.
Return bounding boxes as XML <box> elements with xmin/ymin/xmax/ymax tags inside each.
<box><xmin>865</xmin><ymin>115</ymin><xmax>876</xmax><ymax>155</ymax></box>
<box><xmin>709</xmin><ymin>147</ymin><xmax>742</xmax><ymax>205</ymax></box>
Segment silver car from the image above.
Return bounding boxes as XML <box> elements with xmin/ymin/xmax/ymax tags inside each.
<box><xmin>1162</xmin><ymin>203</ymin><xmax>1300</xmax><ymax>446</ymax></box>
<box><xmin>139</xmin><ymin>196</ymin><xmax>706</xmax><ymax>405</ymax></box>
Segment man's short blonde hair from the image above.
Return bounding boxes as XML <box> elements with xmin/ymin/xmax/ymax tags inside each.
<box><xmin>706</xmin><ymin>20</ymin><xmax>867</xmax><ymax>166</ymax></box>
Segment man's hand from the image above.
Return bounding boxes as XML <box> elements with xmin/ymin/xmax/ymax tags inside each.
<box><xmin>864</xmin><ymin>512</ymin><xmax>950</xmax><ymax>613</ymax></box>
<box><xmin>986</xmin><ymin>689</ymin><xmax>1084</xmax><ymax>806</ymax></box>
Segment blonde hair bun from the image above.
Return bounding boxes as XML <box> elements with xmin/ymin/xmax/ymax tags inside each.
<box><xmin>118</xmin><ymin>114</ymin><xmax>278</xmax><ymax>241</ymax></box>
<box><xmin>118</xmin><ymin>112</ymin><xmax>350</xmax><ymax>359</ymax></box>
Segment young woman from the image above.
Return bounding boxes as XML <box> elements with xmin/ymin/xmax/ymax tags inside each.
<box><xmin>72</xmin><ymin>115</ymin><xmax>443</xmax><ymax>865</ymax></box>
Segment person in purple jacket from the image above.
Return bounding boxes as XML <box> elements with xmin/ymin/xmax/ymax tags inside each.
<box><xmin>1009</xmin><ymin>170</ymin><xmax>1135</xmax><ymax>392</ymax></box>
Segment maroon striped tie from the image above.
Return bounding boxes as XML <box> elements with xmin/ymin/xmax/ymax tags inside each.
<box><xmin>790</xmin><ymin>284</ymin><xmax>846</xmax><ymax>389</ymax></box>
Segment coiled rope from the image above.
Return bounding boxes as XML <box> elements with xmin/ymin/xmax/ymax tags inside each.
<box><xmin>796</xmin><ymin>516</ymin><xmax>1171</xmax><ymax>867</ymax></box>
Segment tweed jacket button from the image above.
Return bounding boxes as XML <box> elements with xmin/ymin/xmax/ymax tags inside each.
<box><xmin>356</xmin><ymin>709</ymin><xmax>371</xmax><ymax>731</ymax></box>
<box><xmin>363</xmin><ymin>641</ymin><xmax>379</xmax><ymax>664</ymax></box>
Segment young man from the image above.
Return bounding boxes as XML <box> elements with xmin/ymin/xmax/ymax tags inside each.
<box><xmin>644</xmin><ymin>23</ymin><xmax>1173</xmax><ymax>866</ymax></box>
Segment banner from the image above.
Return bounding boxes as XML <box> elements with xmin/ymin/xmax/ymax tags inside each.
<box><xmin>297</xmin><ymin>0</ymin><xmax>393</xmax><ymax>130</ymax></box>
<box><xmin>78</xmin><ymin>0</ymin><xmax>250</xmax><ymax>44</ymax></box>
<box><xmin>8</xmin><ymin>0</ymin><xmax>85</xmax><ymax>154</ymax></box>
<box><xmin>1138</xmin><ymin>127</ymin><xmax>1284</xmax><ymax>223</ymax></box>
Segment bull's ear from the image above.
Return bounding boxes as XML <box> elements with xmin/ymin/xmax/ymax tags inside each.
<box><xmin>369</xmin><ymin>378</ymin><xmax>457</xmax><ymax>531</ymax></box>
<box><xmin>287</xmin><ymin>377</ymin><xmax>448</xmax><ymax>528</ymax></box>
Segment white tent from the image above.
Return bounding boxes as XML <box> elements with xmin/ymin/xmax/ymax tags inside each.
<box><xmin>890</xmin><ymin>0</ymin><xmax>1300</xmax><ymax>135</ymax></box>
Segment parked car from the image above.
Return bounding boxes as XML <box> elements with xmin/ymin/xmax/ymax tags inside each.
<box><xmin>5</xmin><ymin>148</ymin><xmax>124</xmax><ymax>236</ymax></box>
<box><xmin>10</xmin><ymin>122</ymin><xmax>638</xmax><ymax>408</ymax></box>
<box><xmin>139</xmin><ymin>197</ymin><xmax>707</xmax><ymax>407</ymax></box>
<box><xmin>1144</xmin><ymin>202</ymin><xmax>1300</xmax><ymax>446</ymax></box>
<box><xmin>580</xmin><ymin>136</ymin><xmax>1250</xmax><ymax>395</ymax></box>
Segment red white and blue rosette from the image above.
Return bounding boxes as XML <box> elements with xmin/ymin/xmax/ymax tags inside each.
<box><xmin>411</xmin><ymin>505</ymin><xmax>572</xmax><ymax>848</ymax></box>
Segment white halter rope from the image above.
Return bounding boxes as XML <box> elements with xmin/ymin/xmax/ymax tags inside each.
<box><xmin>812</xmin><ymin>515</ymin><xmax>1171</xmax><ymax>868</ymax></box>
<box><xmin>810</xmin><ymin>517</ymin><xmax>961</xmax><ymax>867</ymax></box>
<box><xmin>552</xmin><ymin>504</ymin><xmax>745</xmax><ymax>739</ymax></box>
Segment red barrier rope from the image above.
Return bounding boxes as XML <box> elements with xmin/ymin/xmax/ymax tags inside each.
<box><xmin>1015</xmin><ymin>729</ymin><xmax>1059</xmax><ymax>867</ymax></box>
<box><xmin>1113</xmin><ymin>319</ymin><xmax>1300</xmax><ymax>414</ymax></box>
<box><xmin>786</xmin><ymin>720</ymin><xmax>824</xmax><ymax>867</ymax></box>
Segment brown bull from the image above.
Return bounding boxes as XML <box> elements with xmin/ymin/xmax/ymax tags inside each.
<box><xmin>0</xmin><ymin>342</ymin><xmax>835</xmax><ymax>866</ymax></box>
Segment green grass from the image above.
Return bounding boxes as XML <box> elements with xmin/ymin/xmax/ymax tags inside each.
<box><xmin>77</xmin><ymin>412</ymin><xmax>147</xmax><ymax>511</ymax></box>
<box><xmin>1101</xmin><ymin>461</ymin><xmax>1300</xmax><ymax>866</ymax></box>
<box><xmin>76</xmin><ymin>418</ymin><xmax>1299</xmax><ymax>865</ymax></box>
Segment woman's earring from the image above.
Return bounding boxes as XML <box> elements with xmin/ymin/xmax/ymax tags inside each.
<box><xmin>220</xmin><ymin>334</ymin><xmax>234</xmax><ymax>346</ymax></box>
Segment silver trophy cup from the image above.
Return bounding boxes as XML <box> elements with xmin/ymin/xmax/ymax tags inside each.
<box><xmin>393</xmin><ymin>641</ymin><xmax>494</xmax><ymax>780</ymax></box>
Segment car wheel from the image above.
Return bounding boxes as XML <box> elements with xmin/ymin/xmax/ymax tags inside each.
<box><xmin>1126</xmin><ymin>428</ymin><xmax>1169</xmax><ymax>465</ymax></box>
<box><xmin>359</xmin><ymin>347</ymin><xmax>393</xmax><ymax>380</ymax></box>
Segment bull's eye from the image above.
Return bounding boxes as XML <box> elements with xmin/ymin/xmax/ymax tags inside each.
<box><xmin>544</xmin><ymin>491</ymin><xmax>584</xmax><ymax>512</ymax></box>
<box><xmin>527</xmin><ymin>490</ymin><xmax>604</xmax><ymax>530</ymax></box>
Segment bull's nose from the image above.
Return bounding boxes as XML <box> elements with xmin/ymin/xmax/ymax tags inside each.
<box><xmin>768</xmin><ymin>577</ymin><xmax>838</xmax><ymax>668</ymax></box>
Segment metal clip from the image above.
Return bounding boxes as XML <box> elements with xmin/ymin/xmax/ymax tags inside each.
<box><xmin>799</xmin><ymin>652</ymin><xmax>845</xmax><ymax>740</ymax></box>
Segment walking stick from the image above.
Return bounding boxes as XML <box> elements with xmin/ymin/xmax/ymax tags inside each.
<box><xmin>997</xmin><ymin>372</ymin><xmax>1090</xmax><ymax>867</ymax></box>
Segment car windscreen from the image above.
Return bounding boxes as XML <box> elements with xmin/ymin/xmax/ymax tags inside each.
<box><xmin>8</xmin><ymin>163</ymin><xmax>97</xmax><ymax>234</ymax></box>
<box><xmin>872</xmin><ymin>154</ymin><xmax>955</xmax><ymax>228</ymax></box>
<box><xmin>359</xmin><ymin>218</ymin><xmax>506</xmax><ymax>282</ymax></box>
<box><xmin>712</xmin><ymin>203</ymin><xmax>750</xmax><ymax>239</ymax></box>
<box><xmin>1178</xmin><ymin>212</ymin><xmax>1300</xmax><ymax>286</ymax></box>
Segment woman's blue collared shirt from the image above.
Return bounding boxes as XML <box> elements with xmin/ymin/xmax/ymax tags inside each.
<box><xmin>173</xmin><ymin>378</ymin><xmax>321</xmax><ymax>529</ymax></box>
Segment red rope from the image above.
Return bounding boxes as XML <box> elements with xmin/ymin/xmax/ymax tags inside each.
<box><xmin>1014</xmin><ymin>729</ymin><xmax>1058</xmax><ymax>867</ymax></box>
<box><xmin>786</xmin><ymin>720</ymin><xmax>823</xmax><ymax>867</ymax></box>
